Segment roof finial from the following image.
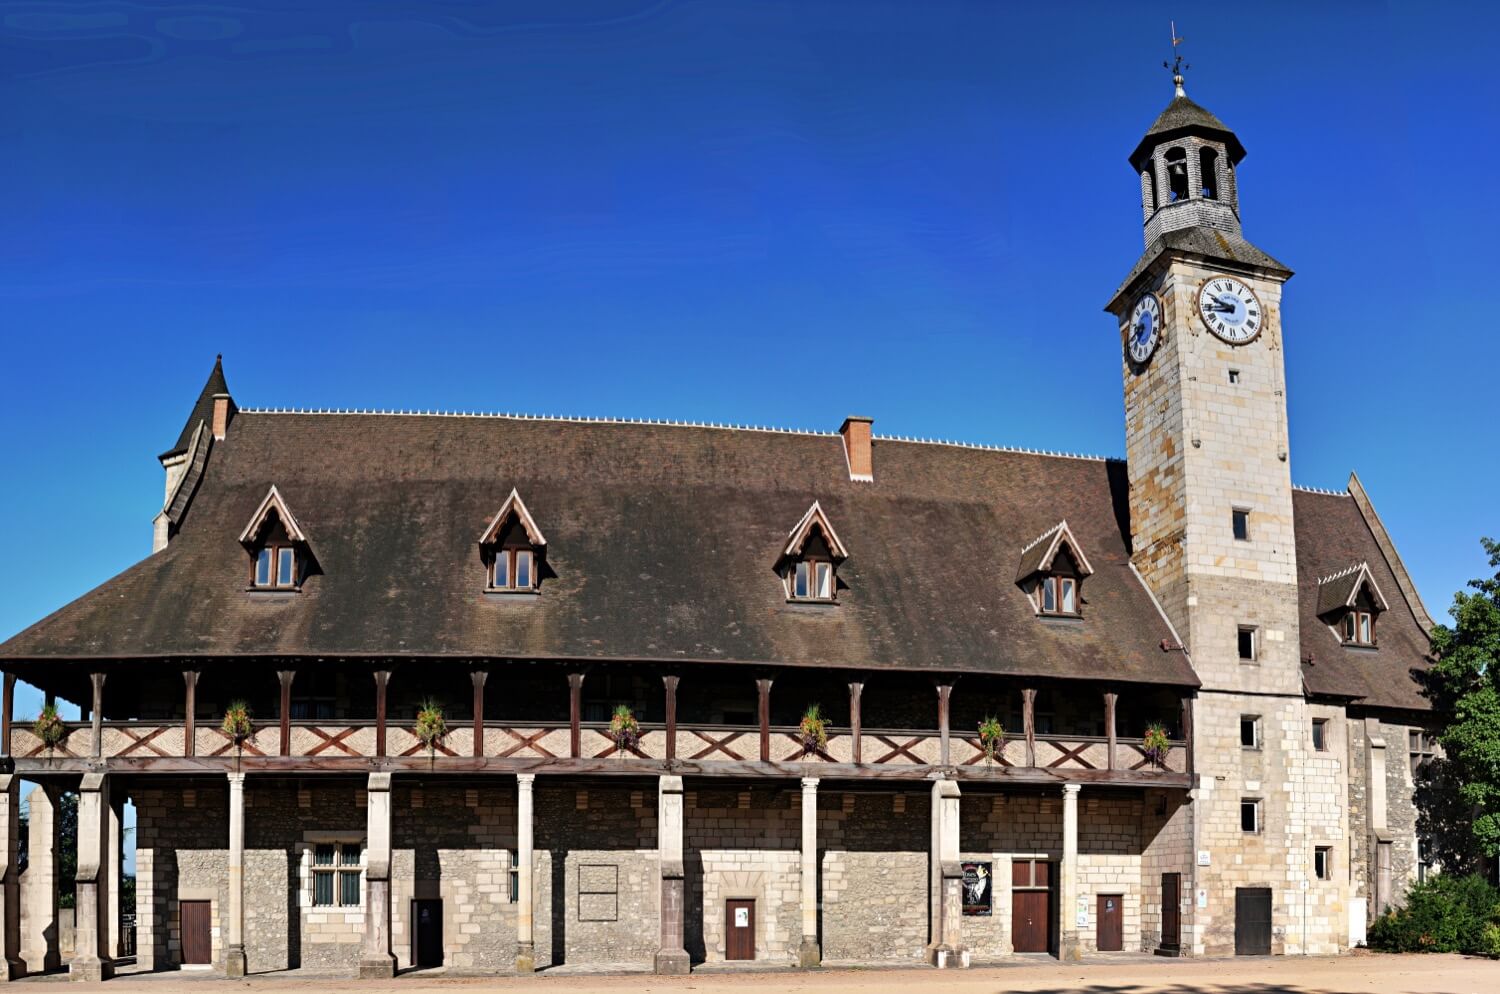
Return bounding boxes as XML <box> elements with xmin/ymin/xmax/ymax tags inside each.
<box><xmin>1163</xmin><ymin>21</ymin><xmax>1188</xmax><ymax>97</ymax></box>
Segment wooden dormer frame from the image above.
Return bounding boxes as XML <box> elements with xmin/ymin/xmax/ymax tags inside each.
<box><xmin>479</xmin><ymin>489</ymin><xmax>546</xmax><ymax>593</ymax></box>
<box><xmin>478</xmin><ymin>489</ymin><xmax>547</xmax><ymax>548</ymax></box>
<box><xmin>1317</xmin><ymin>562</ymin><xmax>1388</xmax><ymax>648</ymax></box>
<box><xmin>1015</xmin><ymin>520</ymin><xmax>1094</xmax><ymax>583</ymax></box>
<box><xmin>782</xmin><ymin>501</ymin><xmax>849</xmax><ymax>562</ymax></box>
<box><xmin>238</xmin><ymin>485</ymin><xmax>309</xmax><ymax>546</ymax></box>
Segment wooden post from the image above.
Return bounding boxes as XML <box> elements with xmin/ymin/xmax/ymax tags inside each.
<box><xmin>1104</xmin><ymin>691</ymin><xmax>1118</xmax><ymax>771</ymax></box>
<box><xmin>277</xmin><ymin>670</ymin><xmax>295</xmax><ymax>756</ymax></box>
<box><xmin>848</xmin><ymin>681</ymin><xmax>863</xmax><ymax>764</ymax></box>
<box><xmin>471</xmin><ymin>670</ymin><xmax>488</xmax><ymax>758</ymax></box>
<box><xmin>374</xmin><ymin>670</ymin><xmax>391</xmax><ymax>758</ymax></box>
<box><xmin>1181</xmin><ymin>695</ymin><xmax>1194</xmax><ymax>774</ymax></box>
<box><xmin>89</xmin><ymin>672</ymin><xmax>106</xmax><ymax>759</ymax></box>
<box><xmin>936</xmin><ymin>683</ymin><xmax>953</xmax><ymax>767</ymax></box>
<box><xmin>662</xmin><ymin>674</ymin><xmax>679</xmax><ymax>764</ymax></box>
<box><xmin>756</xmin><ymin>678</ymin><xmax>773</xmax><ymax>763</ymax></box>
<box><xmin>1023</xmin><ymin>687</ymin><xmax>1037</xmax><ymax>768</ymax></box>
<box><xmin>567</xmin><ymin>672</ymin><xmax>585</xmax><ymax>758</ymax></box>
<box><xmin>183</xmin><ymin>671</ymin><xmax>199</xmax><ymax>758</ymax></box>
<box><xmin>1</xmin><ymin>672</ymin><xmax>13</xmax><ymax>758</ymax></box>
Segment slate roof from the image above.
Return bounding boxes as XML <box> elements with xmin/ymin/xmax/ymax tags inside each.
<box><xmin>0</xmin><ymin>411</ymin><xmax>1196</xmax><ymax>689</ymax></box>
<box><xmin>1130</xmin><ymin>93</ymin><xmax>1247</xmax><ymax>168</ymax></box>
<box><xmin>1108</xmin><ymin>226</ymin><xmax>1293</xmax><ymax>310</ymax></box>
<box><xmin>162</xmin><ymin>355</ymin><xmax>229</xmax><ymax>459</ymax></box>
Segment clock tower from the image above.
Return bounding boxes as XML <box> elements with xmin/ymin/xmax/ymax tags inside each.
<box><xmin>1107</xmin><ymin>72</ymin><xmax>1346</xmax><ymax>957</ymax></box>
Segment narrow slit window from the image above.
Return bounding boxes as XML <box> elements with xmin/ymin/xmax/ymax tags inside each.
<box><xmin>1315</xmin><ymin>846</ymin><xmax>1332</xmax><ymax>881</ymax></box>
<box><xmin>1241</xmin><ymin>799</ymin><xmax>1261</xmax><ymax>834</ymax></box>
<box><xmin>1312</xmin><ymin>718</ymin><xmax>1328</xmax><ymax>752</ymax></box>
<box><xmin>1240</xmin><ymin>716</ymin><xmax>1259</xmax><ymax>749</ymax></box>
<box><xmin>1228</xmin><ymin>369</ymin><xmax>1240</xmax><ymax>385</ymax></box>
<box><xmin>1238</xmin><ymin>626</ymin><xmax>1257</xmax><ymax>661</ymax></box>
<box><xmin>1232</xmin><ymin>509</ymin><xmax>1250</xmax><ymax>541</ymax></box>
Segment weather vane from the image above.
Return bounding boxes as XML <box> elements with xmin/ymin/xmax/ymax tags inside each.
<box><xmin>1163</xmin><ymin>21</ymin><xmax>1188</xmax><ymax>96</ymax></box>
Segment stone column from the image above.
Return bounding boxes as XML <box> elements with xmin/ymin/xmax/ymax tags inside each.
<box><xmin>798</xmin><ymin>778</ymin><xmax>820</xmax><ymax>967</ymax></box>
<box><xmin>358</xmin><ymin>773</ymin><xmax>395</xmax><ymax>978</ymax></box>
<box><xmin>1060</xmin><ymin>783</ymin><xmax>1082</xmax><ymax>962</ymax></box>
<box><xmin>0</xmin><ymin>776</ymin><xmax>22</xmax><ymax>980</ymax></box>
<box><xmin>225</xmin><ymin>773</ymin><xmax>247</xmax><ymax>977</ymax></box>
<box><xmin>70</xmin><ymin>773</ymin><xmax>112</xmax><ymax>982</ymax></box>
<box><xmin>106</xmin><ymin>796</ymin><xmax>122</xmax><ymax>961</ymax></box>
<box><xmin>21</xmin><ymin>785</ymin><xmax>60</xmax><ymax>974</ymax></box>
<box><xmin>930</xmin><ymin>779</ymin><xmax>964</xmax><ymax>967</ymax></box>
<box><xmin>514</xmin><ymin>774</ymin><xmax>535</xmax><ymax>973</ymax></box>
<box><xmin>654</xmin><ymin>776</ymin><xmax>689</xmax><ymax>975</ymax></box>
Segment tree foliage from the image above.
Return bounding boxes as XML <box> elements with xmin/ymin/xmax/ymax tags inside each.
<box><xmin>1428</xmin><ymin>537</ymin><xmax>1500</xmax><ymax>864</ymax></box>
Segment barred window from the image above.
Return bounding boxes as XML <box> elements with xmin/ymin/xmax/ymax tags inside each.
<box><xmin>312</xmin><ymin>841</ymin><xmax>363</xmax><ymax>908</ymax></box>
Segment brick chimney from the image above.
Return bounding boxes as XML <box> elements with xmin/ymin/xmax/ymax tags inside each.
<box><xmin>212</xmin><ymin>393</ymin><xmax>235</xmax><ymax>440</ymax></box>
<box><xmin>839</xmin><ymin>416</ymin><xmax>873</xmax><ymax>482</ymax></box>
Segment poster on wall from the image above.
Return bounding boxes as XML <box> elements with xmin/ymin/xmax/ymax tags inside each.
<box><xmin>962</xmin><ymin>861</ymin><xmax>992</xmax><ymax>916</ymax></box>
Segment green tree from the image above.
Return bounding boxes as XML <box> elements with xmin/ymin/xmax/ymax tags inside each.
<box><xmin>1428</xmin><ymin>538</ymin><xmax>1500</xmax><ymax>868</ymax></box>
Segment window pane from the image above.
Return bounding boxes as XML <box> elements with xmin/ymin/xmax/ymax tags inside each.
<box><xmin>494</xmin><ymin>552</ymin><xmax>509</xmax><ymax>588</ymax></box>
<box><xmin>1060</xmin><ymin>578</ymin><xmax>1075</xmax><ymax>613</ymax></box>
<box><xmin>340</xmin><ymin>842</ymin><xmax>362</xmax><ymax>867</ymax></box>
<box><xmin>1042</xmin><ymin>579</ymin><xmax>1056</xmax><ymax>613</ymax></box>
<box><xmin>314</xmin><ymin>843</ymin><xmax>335</xmax><ymax>866</ymax></box>
<box><xmin>794</xmin><ymin>562</ymin><xmax>809</xmax><ymax>598</ymax></box>
<box><xmin>277</xmin><ymin>547</ymin><xmax>295</xmax><ymax>586</ymax></box>
<box><xmin>1241</xmin><ymin>801</ymin><xmax>1257</xmax><ymax>833</ymax></box>
<box><xmin>1238</xmin><ymin>629</ymin><xmax>1254</xmax><ymax>660</ymax></box>
<box><xmin>1360</xmin><ymin>614</ymin><xmax>1372</xmax><ymax>643</ymax></box>
<box><xmin>815</xmin><ymin>562</ymin><xmax>832</xmax><ymax>598</ymax></box>
<box><xmin>516</xmin><ymin>550</ymin><xmax>532</xmax><ymax>588</ymax></box>
<box><xmin>1343</xmin><ymin>614</ymin><xmax>1355</xmax><ymax>640</ymax></box>
<box><xmin>1232</xmin><ymin>510</ymin><xmax>1249</xmax><ymax>541</ymax></box>
<box><xmin>340</xmin><ymin>870</ymin><xmax>361</xmax><ymax>907</ymax></box>
<box><xmin>1312</xmin><ymin>720</ymin><xmax>1326</xmax><ymax>751</ymax></box>
<box><xmin>314</xmin><ymin>871</ymin><xmax>334</xmax><ymax>907</ymax></box>
<box><xmin>1240</xmin><ymin>718</ymin><xmax>1256</xmax><ymax>748</ymax></box>
<box><xmin>256</xmin><ymin>548</ymin><xmax>272</xmax><ymax>586</ymax></box>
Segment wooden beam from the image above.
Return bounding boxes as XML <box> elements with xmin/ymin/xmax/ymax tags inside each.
<box><xmin>1</xmin><ymin>672</ymin><xmax>13</xmax><ymax>759</ymax></box>
<box><xmin>471</xmin><ymin>670</ymin><xmax>488</xmax><ymax>758</ymax></box>
<box><xmin>1181</xmin><ymin>695</ymin><xmax>1194</xmax><ymax>775</ymax></box>
<box><xmin>89</xmin><ymin>672</ymin><xmax>106</xmax><ymax>759</ymax></box>
<box><xmin>1104</xmin><ymin>691</ymin><xmax>1118</xmax><ymax>772</ymax></box>
<box><xmin>1022</xmin><ymin>687</ymin><xmax>1036</xmax><ymax>768</ymax></box>
<box><xmin>936</xmin><ymin>683</ymin><xmax>953</xmax><ymax>767</ymax></box>
<box><xmin>756</xmin><ymin>678</ymin><xmax>773</xmax><ymax>763</ymax></box>
<box><xmin>183</xmin><ymin>671</ymin><xmax>199</xmax><ymax>758</ymax></box>
<box><xmin>567</xmin><ymin>672</ymin><xmax>585</xmax><ymax>759</ymax></box>
<box><xmin>374</xmin><ymin>670</ymin><xmax>391</xmax><ymax>757</ymax></box>
<box><xmin>277</xmin><ymin>670</ymin><xmax>295</xmax><ymax>757</ymax></box>
<box><xmin>662</xmin><ymin>674</ymin><xmax>680</xmax><ymax>763</ymax></box>
<box><xmin>848</xmin><ymin>681</ymin><xmax>864</xmax><ymax>765</ymax></box>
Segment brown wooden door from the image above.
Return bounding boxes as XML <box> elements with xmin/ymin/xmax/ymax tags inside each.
<box><xmin>1012</xmin><ymin>890</ymin><xmax>1050</xmax><ymax>952</ymax></box>
<box><xmin>1234</xmin><ymin>887</ymin><xmax>1272</xmax><ymax>955</ymax></box>
<box><xmin>180</xmin><ymin>900</ymin><xmax>212</xmax><ymax>965</ymax></box>
<box><xmin>726</xmin><ymin>899</ymin><xmax>755</xmax><ymax>960</ymax></box>
<box><xmin>1160</xmin><ymin>873</ymin><xmax>1181</xmax><ymax>952</ymax></box>
<box><xmin>1096</xmin><ymin>893</ymin><xmax>1123</xmax><ymax>951</ymax></box>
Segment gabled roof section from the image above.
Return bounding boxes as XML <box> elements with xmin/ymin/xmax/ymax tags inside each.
<box><xmin>478</xmin><ymin>489</ymin><xmax>547</xmax><ymax>547</ymax></box>
<box><xmin>162</xmin><ymin>355</ymin><xmax>229</xmax><ymax>460</ymax></box>
<box><xmin>238</xmin><ymin>486</ymin><xmax>308</xmax><ymax>545</ymax></box>
<box><xmin>1015</xmin><ymin>520</ymin><xmax>1094</xmax><ymax>583</ymax></box>
<box><xmin>162</xmin><ymin>420</ymin><xmax>209</xmax><ymax>526</ymax></box>
<box><xmin>1316</xmin><ymin>562</ymin><xmax>1389</xmax><ymax>616</ymax></box>
<box><xmin>782</xmin><ymin>501</ymin><xmax>848</xmax><ymax>561</ymax></box>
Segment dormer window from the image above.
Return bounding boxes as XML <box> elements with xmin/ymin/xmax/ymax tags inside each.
<box><xmin>479</xmin><ymin>489</ymin><xmax>547</xmax><ymax>594</ymax></box>
<box><xmin>1316</xmin><ymin>562</ymin><xmax>1388</xmax><ymax>649</ymax></box>
<box><xmin>238</xmin><ymin>486</ymin><xmax>311</xmax><ymax>592</ymax></box>
<box><xmin>1016</xmin><ymin>521</ymin><xmax>1094</xmax><ymax>618</ymax></box>
<box><xmin>780</xmin><ymin>502</ymin><xmax>849</xmax><ymax>604</ymax></box>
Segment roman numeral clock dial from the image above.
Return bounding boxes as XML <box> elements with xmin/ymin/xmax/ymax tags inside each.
<box><xmin>1197</xmin><ymin>275</ymin><xmax>1263</xmax><ymax>344</ymax></box>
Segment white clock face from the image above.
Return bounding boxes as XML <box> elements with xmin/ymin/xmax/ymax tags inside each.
<box><xmin>1128</xmin><ymin>292</ymin><xmax>1162</xmax><ymax>364</ymax></box>
<box><xmin>1198</xmin><ymin>276</ymin><xmax>1263</xmax><ymax>344</ymax></box>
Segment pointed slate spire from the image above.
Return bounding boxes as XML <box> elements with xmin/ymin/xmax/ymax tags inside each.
<box><xmin>1129</xmin><ymin>88</ymin><xmax>1246</xmax><ymax>171</ymax></box>
<box><xmin>161</xmin><ymin>355</ymin><xmax>230</xmax><ymax>460</ymax></box>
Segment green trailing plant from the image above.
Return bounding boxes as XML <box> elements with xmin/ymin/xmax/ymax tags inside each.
<box><xmin>220</xmin><ymin>700</ymin><xmax>254</xmax><ymax>744</ymax></box>
<box><xmin>799</xmin><ymin>704</ymin><xmax>828</xmax><ymax>754</ymax></box>
<box><xmin>1366</xmin><ymin>873</ymin><xmax>1500</xmax><ymax>954</ymax></box>
<box><xmin>414</xmin><ymin>700</ymin><xmax>448</xmax><ymax>755</ymax></box>
<box><xmin>1142</xmin><ymin>722</ymin><xmax>1171</xmax><ymax>767</ymax></box>
<box><xmin>32</xmin><ymin>703</ymin><xmax>66</xmax><ymax>749</ymax></box>
<box><xmin>977</xmin><ymin>716</ymin><xmax>1005</xmax><ymax>764</ymax></box>
<box><xmin>608</xmin><ymin>704</ymin><xmax>641</xmax><ymax>752</ymax></box>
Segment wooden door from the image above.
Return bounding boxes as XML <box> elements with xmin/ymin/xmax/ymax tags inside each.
<box><xmin>726</xmin><ymin>899</ymin><xmax>755</xmax><ymax>960</ymax></box>
<box><xmin>1012</xmin><ymin>890</ymin><xmax>1051</xmax><ymax>952</ymax></box>
<box><xmin>412</xmin><ymin>899</ymin><xmax>443</xmax><ymax>968</ymax></box>
<box><xmin>1234</xmin><ymin>887</ymin><xmax>1272</xmax><ymax>955</ymax></box>
<box><xmin>1096</xmin><ymin>894</ymin><xmax>1123</xmax><ymax>951</ymax></box>
<box><xmin>1160</xmin><ymin>873</ymin><xmax>1181</xmax><ymax>953</ymax></box>
<box><xmin>180</xmin><ymin>900</ymin><xmax>212</xmax><ymax>966</ymax></box>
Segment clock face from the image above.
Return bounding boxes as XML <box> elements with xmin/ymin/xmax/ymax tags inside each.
<box><xmin>1197</xmin><ymin>276</ymin><xmax>1263</xmax><ymax>344</ymax></box>
<box><xmin>1128</xmin><ymin>292</ymin><xmax>1162</xmax><ymax>364</ymax></box>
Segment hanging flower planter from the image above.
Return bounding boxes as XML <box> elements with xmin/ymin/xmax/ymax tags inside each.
<box><xmin>608</xmin><ymin>705</ymin><xmax>641</xmax><ymax>753</ymax></box>
<box><xmin>414</xmin><ymin>701</ymin><xmax>448</xmax><ymax>756</ymax></box>
<box><xmin>1142</xmin><ymin>722</ymin><xmax>1171</xmax><ymax>768</ymax></box>
<box><xmin>221</xmin><ymin>700</ymin><xmax>254</xmax><ymax>745</ymax></box>
<box><xmin>978</xmin><ymin>716</ymin><xmax>1005</xmax><ymax>764</ymax></box>
<box><xmin>33</xmin><ymin>703</ymin><xmax>66</xmax><ymax>751</ymax></box>
<box><xmin>798</xmin><ymin>704</ymin><xmax>828</xmax><ymax>755</ymax></box>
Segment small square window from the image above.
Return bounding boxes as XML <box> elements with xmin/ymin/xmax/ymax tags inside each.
<box><xmin>1241</xmin><ymin>799</ymin><xmax>1261</xmax><ymax>834</ymax></box>
<box><xmin>1312</xmin><ymin>718</ymin><xmax>1328</xmax><ymax>752</ymax></box>
<box><xmin>1240</xmin><ymin>716</ymin><xmax>1260</xmax><ymax>749</ymax></box>
<box><xmin>1232</xmin><ymin>509</ymin><xmax>1250</xmax><ymax>541</ymax></box>
<box><xmin>1238</xmin><ymin>626</ymin><xmax>1257</xmax><ymax>661</ymax></box>
<box><xmin>1228</xmin><ymin>369</ymin><xmax>1240</xmax><ymax>385</ymax></box>
<box><xmin>1315</xmin><ymin>846</ymin><xmax>1332</xmax><ymax>880</ymax></box>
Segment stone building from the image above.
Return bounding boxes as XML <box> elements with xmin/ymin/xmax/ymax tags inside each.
<box><xmin>0</xmin><ymin>75</ymin><xmax>1435</xmax><ymax>979</ymax></box>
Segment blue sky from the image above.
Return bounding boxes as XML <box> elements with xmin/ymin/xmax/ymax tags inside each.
<box><xmin>2</xmin><ymin>0</ymin><xmax>1497</xmax><ymax>733</ymax></box>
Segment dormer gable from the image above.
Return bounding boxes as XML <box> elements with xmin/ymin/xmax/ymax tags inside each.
<box><xmin>1317</xmin><ymin>562</ymin><xmax>1388</xmax><ymax>647</ymax></box>
<box><xmin>239</xmin><ymin>486</ymin><xmax>310</xmax><ymax>590</ymax></box>
<box><xmin>1016</xmin><ymin>520</ymin><xmax>1093</xmax><ymax>617</ymax></box>
<box><xmin>780</xmin><ymin>501</ymin><xmax>847</xmax><ymax>602</ymax></box>
<box><xmin>478</xmin><ymin>489</ymin><xmax>547</xmax><ymax>592</ymax></box>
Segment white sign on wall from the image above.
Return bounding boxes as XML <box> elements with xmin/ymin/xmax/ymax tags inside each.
<box><xmin>1196</xmin><ymin>888</ymin><xmax>1208</xmax><ymax>908</ymax></box>
<box><xmin>1197</xmin><ymin>850</ymin><xmax>1211</xmax><ymax>866</ymax></box>
<box><xmin>1075</xmin><ymin>896</ymin><xmax>1089</xmax><ymax>927</ymax></box>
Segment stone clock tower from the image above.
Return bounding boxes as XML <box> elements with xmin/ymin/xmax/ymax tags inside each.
<box><xmin>1107</xmin><ymin>73</ymin><xmax>1349</xmax><ymax>956</ymax></box>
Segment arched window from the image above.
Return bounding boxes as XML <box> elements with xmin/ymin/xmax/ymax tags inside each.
<box><xmin>1142</xmin><ymin>168</ymin><xmax>1155</xmax><ymax>214</ymax></box>
<box><xmin>1165</xmin><ymin>147</ymin><xmax>1189</xmax><ymax>202</ymax></box>
<box><xmin>1199</xmin><ymin>147</ymin><xmax>1220</xmax><ymax>200</ymax></box>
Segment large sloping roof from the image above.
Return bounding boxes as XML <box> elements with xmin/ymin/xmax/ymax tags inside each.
<box><xmin>0</xmin><ymin>412</ymin><xmax>1195</xmax><ymax>688</ymax></box>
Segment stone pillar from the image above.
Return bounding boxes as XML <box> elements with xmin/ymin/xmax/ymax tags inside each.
<box><xmin>106</xmin><ymin>797</ymin><xmax>122</xmax><ymax>961</ymax></box>
<box><xmin>798</xmin><ymin>778</ymin><xmax>820</xmax><ymax>967</ymax></box>
<box><xmin>515</xmin><ymin>774</ymin><xmax>535</xmax><ymax>973</ymax></box>
<box><xmin>21</xmin><ymin>785</ymin><xmax>60</xmax><ymax>974</ymax></box>
<box><xmin>0</xmin><ymin>776</ymin><xmax>22</xmax><ymax>980</ymax></box>
<box><xmin>930</xmin><ymin>779</ymin><xmax>965</xmax><ymax>967</ymax></box>
<box><xmin>654</xmin><ymin>776</ymin><xmax>689</xmax><ymax>975</ymax></box>
<box><xmin>225</xmin><ymin>773</ymin><xmax>247</xmax><ymax>977</ymax></box>
<box><xmin>70</xmin><ymin>773</ymin><xmax>112</xmax><ymax>982</ymax></box>
<box><xmin>358</xmin><ymin>773</ymin><xmax>395</xmax><ymax>978</ymax></box>
<box><xmin>1060</xmin><ymin>783</ymin><xmax>1082</xmax><ymax>962</ymax></box>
